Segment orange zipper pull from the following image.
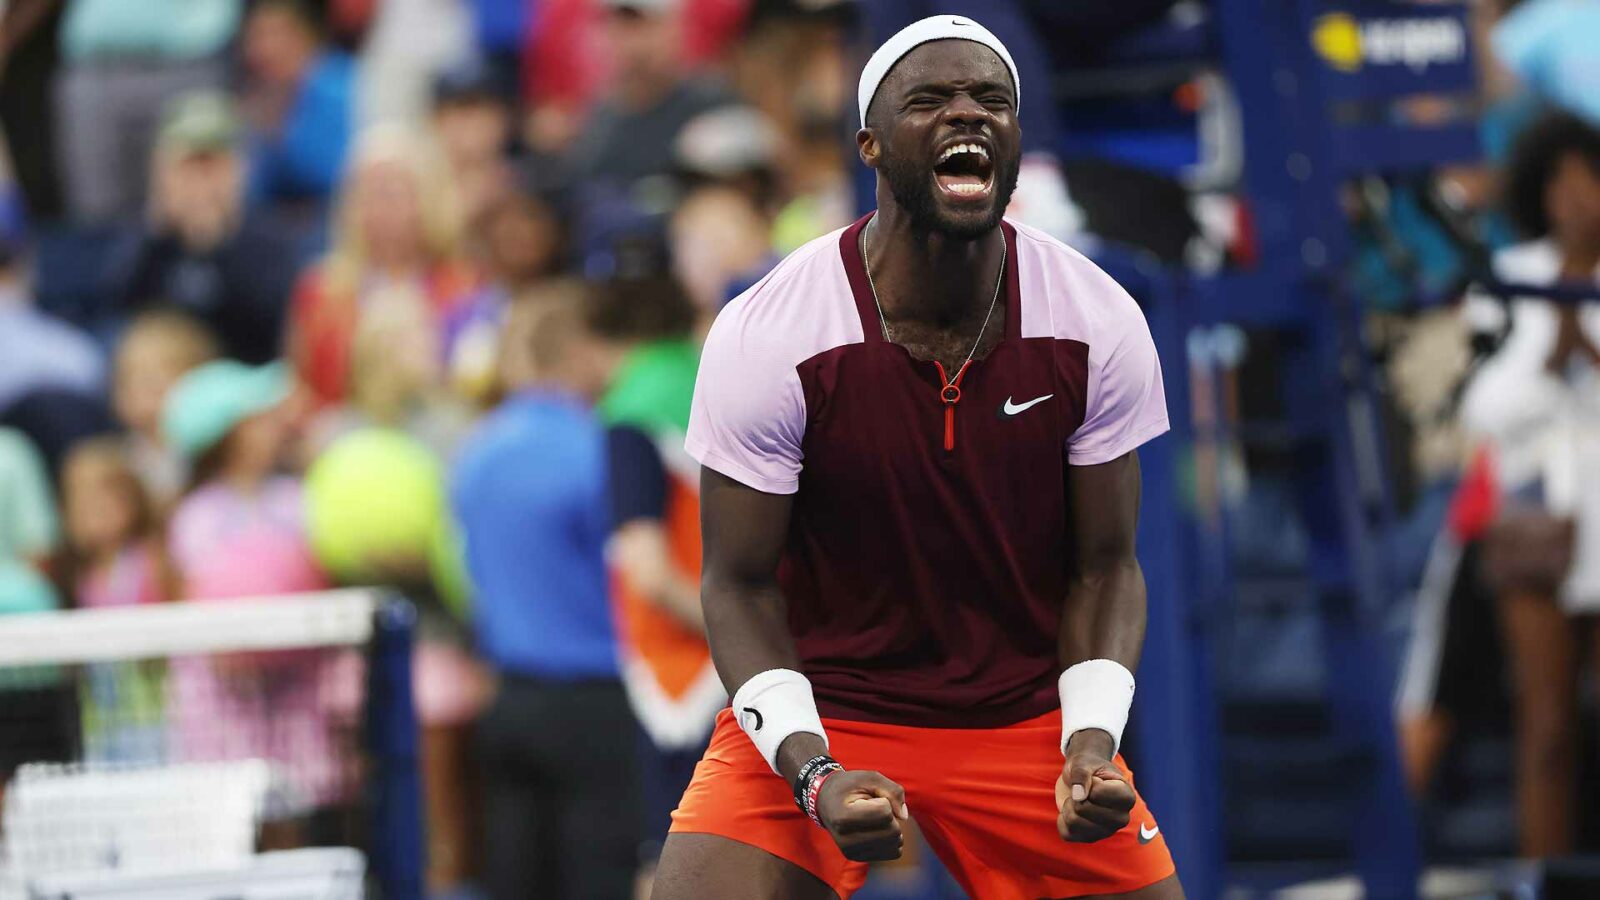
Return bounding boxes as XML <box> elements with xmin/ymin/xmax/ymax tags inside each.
<box><xmin>933</xmin><ymin>360</ymin><xmax>971</xmax><ymax>451</ymax></box>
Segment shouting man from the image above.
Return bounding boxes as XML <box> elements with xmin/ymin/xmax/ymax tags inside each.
<box><xmin>654</xmin><ymin>16</ymin><xmax>1183</xmax><ymax>900</ymax></box>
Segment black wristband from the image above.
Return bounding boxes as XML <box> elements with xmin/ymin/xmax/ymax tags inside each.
<box><xmin>792</xmin><ymin>754</ymin><xmax>840</xmax><ymax>812</ymax></box>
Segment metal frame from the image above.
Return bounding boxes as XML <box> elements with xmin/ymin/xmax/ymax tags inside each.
<box><xmin>1131</xmin><ymin>2</ymin><xmax>1480</xmax><ymax>895</ymax></box>
<box><xmin>366</xmin><ymin>596</ymin><xmax>425</xmax><ymax>900</ymax></box>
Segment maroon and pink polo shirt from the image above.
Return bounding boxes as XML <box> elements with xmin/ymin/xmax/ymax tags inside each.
<box><xmin>686</xmin><ymin>214</ymin><xmax>1169</xmax><ymax>728</ymax></box>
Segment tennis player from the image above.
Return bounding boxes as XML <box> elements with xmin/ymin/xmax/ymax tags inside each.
<box><xmin>653</xmin><ymin>16</ymin><xmax>1183</xmax><ymax>899</ymax></box>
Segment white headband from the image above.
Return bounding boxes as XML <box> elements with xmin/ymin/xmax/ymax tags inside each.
<box><xmin>857</xmin><ymin>15</ymin><xmax>1020</xmax><ymax>129</ymax></box>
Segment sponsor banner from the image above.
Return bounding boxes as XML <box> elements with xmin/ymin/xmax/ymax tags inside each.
<box><xmin>1309</xmin><ymin>1</ymin><xmax>1474</xmax><ymax>99</ymax></box>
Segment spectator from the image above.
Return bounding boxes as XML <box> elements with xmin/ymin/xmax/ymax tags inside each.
<box><xmin>569</xmin><ymin>0</ymin><xmax>735</xmax><ymax>202</ymax></box>
<box><xmin>107</xmin><ymin>92</ymin><xmax>299</xmax><ymax>365</ymax></box>
<box><xmin>241</xmin><ymin>0</ymin><xmax>356</xmax><ymax>205</ymax></box>
<box><xmin>52</xmin><ymin>0</ymin><xmax>239</xmax><ymax>222</ymax></box>
<box><xmin>432</xmin><ymin>59</ymin><xmax>522</xmax><ymax>228</ymax></box>
<box><xmin>0</xmin><ymin>236</ymin><xmax>104</xmax><ymax>414</ymax></box>
<box><xmin>523</xmin><ymin>0</ymin><xmax>747</xmax><ymax>152</ymax></box>
<box><xmin>447</xmin><ymin>186</ymin><xmax>568</xmax><ymax>404</ymax></box>
<box><xmin>162</xmin><ymin>360</ymin><xmax>347</xmax><ymax>815</ymax></box>
<box><xmin>1457</xmin><ymin>112</ymin><xmax>1600</xmax><ymax>858</ymax></box>
<box><xmin>287</xmin><ymin>125</ymin><xmax>479</xmax><ymax>407</ymax></box>
<box><xmin>56</xmin><ymin>437</ymin><xmax>167</xmax><ymax>610</ymax></box>
<box><xmin>110</xmin><ymin>311</ymin><xmax>220</xmax><ymax>507</ymax></box>
<box><xmin>452</xmin><ymin>285</ymin><xmax>639</xmax><ymax>900</ymax></box>
<box><xmin>164</xmin><ymin>360</ymin><xmax>325</xmax><ymax>601</ymax></box>
<box><xmin>673</xmin><ymin>105</ymin><xmax>782</xmax><ymax>215</ymax></box>
<box><xmin>671</xmin><ymin>184</ymin><xmax>775</xmax><ymax>315</ymax></box>
<box><xmin>307</xmin><ymin>283</ymin><xmax>474</xmax><ymax>459</ymax></box>
<box><xmin>589</xmin><ymin>273</ymin><xmax>716</xmax><ymax>866</ymax></box>
<box><xmin>0</xmin><ymin>426</ymin><xmax>59</xmax><ymax>614</ymax></box>
<box><xmin>730</xmin><ymin>4</ymin><xmax>855</xmax><ymax>250</ymax></box>
<box><xmin>55</xmin><ymin>437</ymin><xmax>169</xmax><ymax>764</ymax></box>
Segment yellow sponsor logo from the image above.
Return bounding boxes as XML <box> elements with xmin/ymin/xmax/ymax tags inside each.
<box><xmin>1312</xmin><ymin>13</ymin><xmax>1363</xmax><ymax>72</ymax></box>
<box><xmin>1312</xmin><ymin>11</ymin><xmax>1467</xmax><ymax>74</ymax></box>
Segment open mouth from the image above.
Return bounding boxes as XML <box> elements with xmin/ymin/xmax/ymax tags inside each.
<box><xmin>934</xmin><ymin>142</ymin><xmax>994</xmax><ymax>198</ymax></box>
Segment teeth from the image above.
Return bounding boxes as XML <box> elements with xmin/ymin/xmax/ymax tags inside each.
<box><xmin>947</xmin><ymin>183</ymin><xmax>986</xmax><ymax>194</ymax></box>
<box><xmin>938</xmin><ymin>143</ymin><xmax>989</xmax><ymax>163</ymax></box>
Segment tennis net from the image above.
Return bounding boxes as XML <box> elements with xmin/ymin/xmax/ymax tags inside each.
<box><xmin>0</xmin><ymin>590</ymin><xmax>420</xmax><ymax>899</ymax></box>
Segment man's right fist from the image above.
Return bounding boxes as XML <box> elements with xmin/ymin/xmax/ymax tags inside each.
<box><xmin>815</xmin><ymin>769</ymin><xmax>909</xmax><ymax>861</ymax></box>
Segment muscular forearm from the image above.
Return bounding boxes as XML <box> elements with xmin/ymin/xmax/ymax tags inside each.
<box><xmin>1058</xmin><ymin>452</ymin><xmax>1148</xmax><ymax>759</ymax></box>
<box><xmin>700</xmin><ymin>467</ymin><xmax>834</xmax><ymax>783</ymax></box>
<box><xmin>1059</xmin><ymin>558</ymin><xmax>1147</xmax><ymax>671</ymax></box>
<box><xmin>1058</xmin><ymin>560</ymin><xmax>1146</xmax><ymax>759</ymax></box>
<box><xmin>703</xmin><ymin>574</ymin><xmax>800</xmax><ymax>692</ymax></box>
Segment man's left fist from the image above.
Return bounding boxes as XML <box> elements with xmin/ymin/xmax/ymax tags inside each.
<box><xmin>1055</xmin><ymin>729</ymin><xmax>1135</xmax><ymax>843</ymax></box>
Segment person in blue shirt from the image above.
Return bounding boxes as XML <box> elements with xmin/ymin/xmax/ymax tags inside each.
<box><xmin>451</xmin><ymin>285</ymin><xmax>640</xmax><ymax>900</ymax></box>
<box><xmin>240</xmin><ymin>0</ymin><xmax>354</xmax><ymax>206</ymax></box>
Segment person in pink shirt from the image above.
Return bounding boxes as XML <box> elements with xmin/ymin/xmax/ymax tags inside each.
<box><xmin>161</xmin><ymin>360</ymin><xmax>352</xmax><ymax>819</ymax></box>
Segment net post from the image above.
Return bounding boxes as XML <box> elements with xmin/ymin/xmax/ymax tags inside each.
<box><xmin>366</xmin><ymin>593</ymin><xmax>424</xmax><ymax>900</ymax></box>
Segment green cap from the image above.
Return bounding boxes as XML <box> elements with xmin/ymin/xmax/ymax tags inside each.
<box><xmin>162</xmin><ymin>360</ymin><xmax>290</xmax><ymax>459</ymax></box>
<box><xmin>157</xmin><ymin>91</ymin><xmax>241</xmax><ymax>154</ymax></box>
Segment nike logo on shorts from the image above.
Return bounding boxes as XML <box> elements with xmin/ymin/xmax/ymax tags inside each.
<box><xmin>1138</xmin><ymin>822</ymin><xmax>1159</xmax><ymax>844</ymax></box>
<box><xmin>1000</xmin><ymin>394</ymin><xmax>1053</xmax><ymax>417</ymax></box>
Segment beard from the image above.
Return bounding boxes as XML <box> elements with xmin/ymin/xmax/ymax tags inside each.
<box><xmin>879</xmin><ymin>147</ymin><xmax>1021</xmax><ymax>240</ymax></box>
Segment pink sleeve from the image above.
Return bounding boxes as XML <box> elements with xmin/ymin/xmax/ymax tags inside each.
<box><xmin>1068</xmin><ymin>299</ymin><xmax>1169</xmax><ymax>466</ymax></box>
<box><xmin>685</xmin><ymin>300</ymin><xmax>808</xmax><ymax>494</ymax></box>
<box><xmin>165</xmin><ymin>493</ymin><xmax>211</xmax><ymax>576</ymax></box>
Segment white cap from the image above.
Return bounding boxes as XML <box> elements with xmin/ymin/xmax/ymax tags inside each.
<box><xmin>857</xmin><ymin>15</ymin><xmax>1020</xmax><ymax>129</ymax></box>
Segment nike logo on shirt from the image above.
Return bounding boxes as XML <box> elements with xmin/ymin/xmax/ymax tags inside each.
<box><xmin>1000</xmin><ymin>394</ymin><xmax>1053</xmax><ymax>417</ymax></box>
<box><xmin>1138</xmin><ymin>822</ymin><xmax>1159</xmax><ymax>843</ymax></box>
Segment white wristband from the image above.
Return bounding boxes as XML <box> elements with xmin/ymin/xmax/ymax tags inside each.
<box><xmin>1059</xmin><ymin>659</ymin><xmax>1136</xmax><ymax>756</ymax></box>
<box><xmin>731</xmin><ymin>668</ymin><xmax>828</xmax><ymax>774</ymax></box>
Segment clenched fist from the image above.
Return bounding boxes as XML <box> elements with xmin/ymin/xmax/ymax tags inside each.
<box><xmin>1056</xmin><ymin>730</ymin><xmax>1135</xmax><ymax>843</ymax></box>
<box><xmin>816</xmin><ymin>769</ymin><xmax>910</xmax><ymax>861</ymax></box>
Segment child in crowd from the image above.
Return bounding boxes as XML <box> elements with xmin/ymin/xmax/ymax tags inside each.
<box><xmin>161</xmin><ymin>360</ymin><xmax>350</xmax><ymax>820</ymax></box>
<box><xmin>56</xmin><ymin>438</ymin><xmax>170</xmax><ymax>763</ymax></box>
<box><xmin>112</xmin><ymin>311</ymin><xmax>220</xmax><ymax>507</ymax></box>
<box><xmin>58</xmin><ymin>438</ymin><xmax>169</xmax><ymax>611</ymax></box>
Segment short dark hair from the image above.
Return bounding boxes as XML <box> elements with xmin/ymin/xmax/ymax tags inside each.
<box><xmin>1504</xmin><ymin>111</ymin><xmax>1600</xmax><ymax>239</ymax></box>
<box><xmin>585</xmin><ymin>274</ymin><xmax>698</xmax><ymax>343</ymax></box>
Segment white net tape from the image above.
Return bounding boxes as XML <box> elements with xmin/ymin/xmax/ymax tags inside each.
<box><xmin>0</xmin><ymin>591</ymin><xmax>377</xmax><ymax>668</ymax></box>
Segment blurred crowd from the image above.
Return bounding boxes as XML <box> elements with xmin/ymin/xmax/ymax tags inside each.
<box><xmin>0</xmin><ymin>0</ymin><xmax>871</xmax><ymax>895</ymax></box>
<box><xmin>1</xmin><ymin>0</ymin><xmax>1600</xmax><ymax>894</ymax></box>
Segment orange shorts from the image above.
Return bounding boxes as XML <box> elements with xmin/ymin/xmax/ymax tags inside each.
<box><xmin>670</xmin><ymin>708</ymin><xmax>1175</xmax><ymax>899</ymax></box>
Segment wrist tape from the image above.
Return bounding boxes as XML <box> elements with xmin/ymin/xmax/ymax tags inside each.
<box><xmin>1059</xmin><ymin>659</ymin><xmax>1136</xmax><ymax>756</ymax></box>
<box><xmin>732</xmin><ymin>668</ymin><xmax>828</xmax><ymax>774</ymax></box>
